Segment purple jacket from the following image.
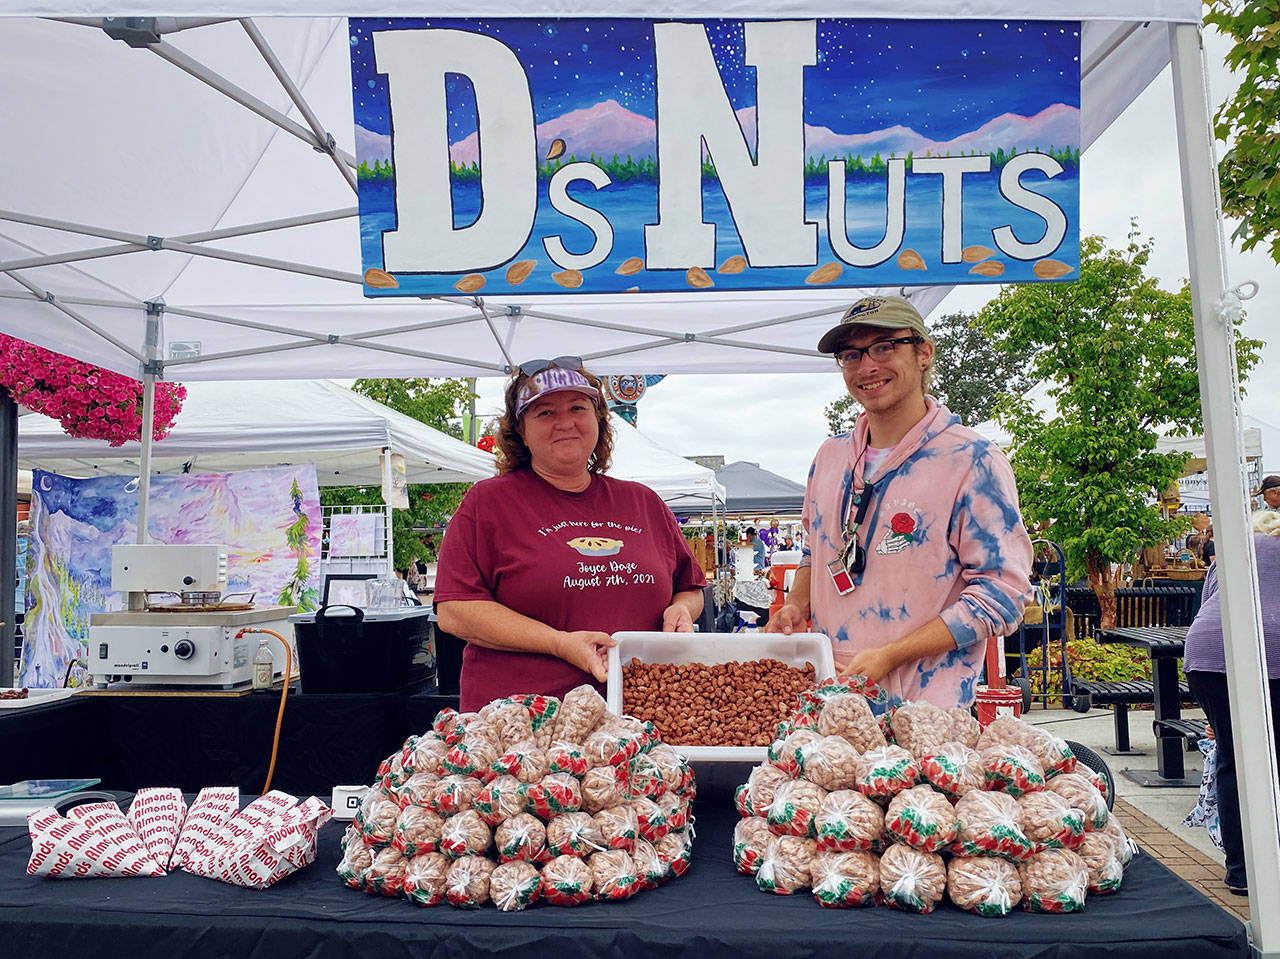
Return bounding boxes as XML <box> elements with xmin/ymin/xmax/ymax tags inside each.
<box><xmin>1183</xmin><ymin>533</ymin><xmax>1280</xmax><ymax>678</ymax></box>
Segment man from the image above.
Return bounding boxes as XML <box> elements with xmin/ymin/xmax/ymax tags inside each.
<box><xmin>743</xmin><ymin>527</ymin><xmax>768</xmax><ymax>575</ymax></box>
<box><xmin>1256</xmin><ymin>475</ymin><xmax>1280</xmax><ymax>511</ymax></box>
<box><xmin>767</xmin><ymin>296</ymin><xmax>1033</xmax><ymax>710</ymax></box>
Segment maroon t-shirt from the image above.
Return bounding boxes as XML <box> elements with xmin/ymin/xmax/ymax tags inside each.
<box><xmin>435</xmin><ymin>469</ymin><xmax>707</xmax><ymax>710</ymax></box>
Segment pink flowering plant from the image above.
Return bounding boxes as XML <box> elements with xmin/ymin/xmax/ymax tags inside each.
<box><xmin>0</xmin><ymin>335</ymin><xmax>186</xmax><ymax>446</ymax></box>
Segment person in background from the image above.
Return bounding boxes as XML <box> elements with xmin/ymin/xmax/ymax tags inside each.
<box><xmin>744</xmin><ymin>526</ymin><xmax>768</xmax><ymax>575</ymax></box>
<box><xmin>435</xmin><ymin>357</ymin><xmax>705</xmax><ymax>710</ymax></box>
<box><xmin>420</xmin><ymin>532</ymin><xmax>439</xmax><ymax>563</ymax></box>
<box><xmin>758</xmin><ymin>518</ymin><xmax>782</xmax><ymax>555</ymax></box>
<box><xmin>1256</xmin><ymin>475</ymin><xmax>1280</xmax><ymax>511</ymax></box>
<box><xmin>1203</xmin><ymin>526</ymin><xmax>1216</xmax><ymax>565</ymax></box>
<box><xmin>780</xmin><ymin>534</ymin><xmax>796</xmax><ymax>553</ymax></box>
<box><xmin>1184</xmin><ymin>508</ymin><xmax>1280</xmax><ymax>896</ymax></box>
<box><xmin>767</xmin><ymin>295</ymin><xmax>1033</xmax><ymax>710</ymax></box>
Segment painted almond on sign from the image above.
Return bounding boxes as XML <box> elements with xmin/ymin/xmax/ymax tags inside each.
<box><xmin>363</xmin><ymin>267</ymin><xmax>398</xmax><ymax>289</ymax></box>
<box><xmin>969</xmin><ymin>260</ymin><xmax>1005</xmax><ymax>277</ymax></box>
<box><xmin>897</xmin><ymin>249</ymin><xmax>926</xmax><ymax>271</ymax></box>
<box><xmin>506</xmin><ymin>260</ymin><xmax>536</xmax><ymax>285</ymax></box>
<box><xmin>455</xmin><ymin>273</ymin><xmax>486</xmax><ymax>293</ymax></box>
<box><xmin>546</xmin><ymin>138</ymin><xmax>566</xmax><ymax>161</ymax></box>
<box><xmin>624</xmin><ymin>286</ymin><xmax>640</xmax><ymax>293</ymax></box>
<box><xmin>1033</xmin><ymin>259</ymin><xmax>1075</xmax><ymax>279</ymax></box>
<box><xmin>718</xmin><ymin>255</ymin><xmax>747</xmax><ymax>274</ymax></box>
<box><xmin>616</xmin><ymin>256</ymin><xmax>644</xmax><ymax>275</ymax></box>
<box><xmin>806</xmin><ymin>262</ymin><xmax>843</xmax><ymax>285</ymax></box>
<box><xmin>961</xmin><ymin>245</ymin><xmax>997</xmax><ymax>263</ymax></box>
<box><xmin>552</xmin><ymin>269</ymin><xmax>584</xmax><ymax>288</ymax></box>
<box><xmin>686</xmin><ymin>266</ymin><xmax>713</xmax><ymax>288</ymax></box>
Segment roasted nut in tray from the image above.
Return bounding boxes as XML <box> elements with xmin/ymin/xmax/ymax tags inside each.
<box><xmin>621</xmin><ymin>658</ymin><xmax>815</xmax><ymax>747</ymax></box>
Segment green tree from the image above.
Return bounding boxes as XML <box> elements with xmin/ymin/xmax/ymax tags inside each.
<box><xmin>319</xmin><ymin>378</ymin><xmax>480</xmax><ymax>569</ymax></box>
<box><xmin>823</xmin><ymin>310</ymin><xmax>1038</xmax><ymax>434</ymax></box>
<box><xmin>1206</xmin><ymin>1</ymin><xmax>1280</xmax><ymax>261</ymax></box>
<box><xmin>978</xmin><ymin>230</ymin><xmax>1262</xmax><ymax>627</ymax></box>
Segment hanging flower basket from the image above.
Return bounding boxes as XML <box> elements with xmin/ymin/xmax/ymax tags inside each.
<box><xmin>0</xmin><ymin>335</ymin><xmax>185</xmax><ymax>446</ymax></box>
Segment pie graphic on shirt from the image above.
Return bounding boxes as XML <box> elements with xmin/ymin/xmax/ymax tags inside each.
<box><xmin>567</xmin><ymin>536</ymin><xmax>624</xmax><ymax>557</ymax></box>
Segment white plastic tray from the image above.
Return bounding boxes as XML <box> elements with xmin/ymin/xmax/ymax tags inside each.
<box><xmin>0</xmin><ymin>687</ymin><xmax>76</xmax><ymax>710</ymax></box>
<box><xmin>606</xmin><ymin>631</ymin><xmax>835</xmax><ymax>763</ymax></box>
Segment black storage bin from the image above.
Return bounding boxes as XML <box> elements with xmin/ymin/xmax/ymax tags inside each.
<box><xmin>291</xmin><ymin>605</ymin><xmax>435</xmax><ymax>693</ymax></box>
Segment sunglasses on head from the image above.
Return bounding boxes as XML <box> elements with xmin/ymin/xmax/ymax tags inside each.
<box><xmin>518</xmin><ymin>356</ymin><xmax>584</xmax><ymax>376</ymax></box>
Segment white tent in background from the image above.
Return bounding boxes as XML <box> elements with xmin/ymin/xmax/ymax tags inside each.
<box><xmin>16</xmin><ymin>379</ymin><xmax>497</xmax><ymax>486</ymax></box>
<box><xmin>607</xmin><ymin>413</ymin><xmax>725</xmax><ymax>509</ymax></box>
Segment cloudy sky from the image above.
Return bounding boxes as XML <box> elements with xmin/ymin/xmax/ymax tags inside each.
<box><xmin>473</xmin><ymin>27</ymin><xmax>1279</xmax><ymax>484</ymax></box>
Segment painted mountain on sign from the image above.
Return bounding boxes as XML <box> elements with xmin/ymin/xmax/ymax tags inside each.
<box><xmin>355</xmin><ymin>100</ymin><xmax>1079</xmax><ymax>168</ymax></box>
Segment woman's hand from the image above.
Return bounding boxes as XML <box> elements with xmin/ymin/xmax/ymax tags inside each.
<box><xmin>555</xmin><ymin>630</ymin><xmax>617</xmax><ymax>682</ymax></box>
<box><xmin>662</xmin><ymin>603</ymin><xmax>695</xmax><ymax>633</ymax></box>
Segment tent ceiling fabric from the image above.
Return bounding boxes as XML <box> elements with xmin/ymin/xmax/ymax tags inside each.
<box><xmin>15</xmin><ymin>379</ymin><xmax>498</xmax><ymax>486</ymax></box>
<box><xmin>0</xmin><ymin>6</ymin><xmax>1199</xmax><ymax>380</ymax></box>
<box><xmin>606</xmin><ymin>413</ymin><xmax>725</xmax><ymax>505</ymax></box>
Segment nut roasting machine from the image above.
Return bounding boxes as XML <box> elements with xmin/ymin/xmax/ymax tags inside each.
<box><xmin>88</xmin><ymin>544</ymin><xmax>296</xmax><ymax>688</ymax></box>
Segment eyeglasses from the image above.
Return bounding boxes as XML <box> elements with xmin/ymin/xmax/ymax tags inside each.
<box><xmin>518</xmin><ymin>356</ymin><xmax>584</xmax><ymax>376</ymax></box>
<box><xmin>834</xmin><ymin>336</ymin><xmax>924</xmax><ymax>368</ymax></box>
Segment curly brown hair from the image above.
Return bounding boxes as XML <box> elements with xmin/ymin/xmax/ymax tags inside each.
<box><xmin>494</xmin><ymin>366</ymin><xmax>614</xmax><ymax>475</ymax></box>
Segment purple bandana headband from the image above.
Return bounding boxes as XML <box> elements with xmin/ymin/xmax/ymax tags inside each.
<box><xmin>515</xmin><ymin>367</ymin><xmax>602</xmax><ymax>416</ymax></box>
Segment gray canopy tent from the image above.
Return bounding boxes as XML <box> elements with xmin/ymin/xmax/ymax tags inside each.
<box><xmin>1</xmin><ymin>5</ymin><xmax>1277</xmax><ymax>937</ymax></box>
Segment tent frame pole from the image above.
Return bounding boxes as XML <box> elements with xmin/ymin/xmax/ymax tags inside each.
<box><xmin>381</xmin><ymin>446</ymin><xmax>396</xmax><ymax>579</ymax></box>
<box><xmin>1170</xmin><ymin>23</ymin><xmax>1280</xmax><ymax>955</ymax></box>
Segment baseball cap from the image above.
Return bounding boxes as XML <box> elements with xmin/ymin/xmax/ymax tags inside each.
<box><xmin>515</xmin><ymin>366</ymin><xmax>603</xmax><ymax>417</ymax></box>
<box><xmin>1254</xmin><ymin>475</ymin><xmax>1280</xmax><ymax>496</ymax></box>
<box><xmin>817</xmin><ymin>296</ymin><xmax>931</xmax><ymax>354</ymax></box>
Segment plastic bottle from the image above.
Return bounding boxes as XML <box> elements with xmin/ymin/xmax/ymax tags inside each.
<box><xmin>252</xmin><ymin>640</ymin><xmax>274</xmax><ymax>690</ymax></box>
<box><xmin>737</xmin><ymin>610</ymin><xmax>760</xmax><ymax>633</ymax></box>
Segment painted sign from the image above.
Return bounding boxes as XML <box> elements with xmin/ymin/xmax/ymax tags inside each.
<box><xmin>351</xmin><ymin>18</ymin><xmax>1080</xmax><ymax>296</ymax></box>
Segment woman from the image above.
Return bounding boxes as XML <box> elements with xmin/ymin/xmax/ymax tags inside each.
<box><xmin>435</xmin><ymin>357</ymin><xmax>705</xmax><ymax>710</ymax></box>
<box><xmin>1184</xmin><ymin>509</ymin><xmax>1280</xmax><ymax>896</ymax></box>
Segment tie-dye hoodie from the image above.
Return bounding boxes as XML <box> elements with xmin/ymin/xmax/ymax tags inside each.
<box><xmin>801</xmin><ymin>397</ymin><xmax>1033</xmax><ymax>709</ymax></box>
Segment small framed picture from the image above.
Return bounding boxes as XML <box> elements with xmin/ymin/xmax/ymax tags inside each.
<box><xmin>322</xmin><ymin>573</ymin><xmax>376</xmax><ymax>608</ymax></box>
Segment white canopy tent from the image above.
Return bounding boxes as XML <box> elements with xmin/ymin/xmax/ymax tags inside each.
<box><xmin>1</xmin><ymin>5</ymin><xmax>1277</xmax><ymax>939</ymax></box>
<box><xmin>607</xmin><ymin>413</ymin><xmax>725</xmax><ymax>509</ymax></box>
<box><xmin>15</xmin><ymin>378</ymin><xmax>498</xmax><ymax>486</ymax></box>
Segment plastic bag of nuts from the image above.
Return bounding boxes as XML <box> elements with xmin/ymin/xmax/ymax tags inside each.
<box><xmin>547</xmin><ymin>740</ymin><xmax>589</xmax><ymax>778</ymax></box>
<box><xmin>545</xmin><ymin>812</ymin><xmax>606</xmax><ymax>857</ymax></box>
<box><xmin>814</xmin><ymin>789</ymin><xmax>885</xmax><ymax>852</ymax></box>
<box><xmin>593</xmin><ymin>804</ymin><xmax>639</xmax><ymax>852</ymax></box>
<box><xmin>632</xmin><ymin>796</ymin><xmax>669</xmax><ymax>843</ymax></box>
<box><xmin>977</xmin><ymin>716</ymin><xmax>1077</xmax><ymax>780</ymax></box>
<box><xmin>439</xmin><ymin>809</ymin><xmax>492</xmax><ymax>858</ymax></box>
<box><xmin>356</xmin><ymin>794</ymin><xmax>401</xmax><ymax>845</ymax></box>
<box><xmin>755</xmin><ymin>835</ymin><xmax>816</xmax><ymax>895</ymax></box>
<box><xmin>490</xmin><ymin>859</ymin><xmax>542</xmax><ymax>912</ymax></box>
<box><xmin>947</xmin><ymin>708</ymin><xmax>982</xmax><ymax>749</ymax></box>
<box><xmin>506</xmin><ymin>693</ymin><xmax>561</xmax><ymax>750</ymax></box>
<box><xmin>364</xmin><ymin>846</ymin><xmax>409</xmax><ymax>897</ymax></box>
<box><xmin>879</xmin><ymin>843</ymin><xmax>947</xmax><ymax>913</ymax></box>
<box><xmin>631</xmin><ymin>838</ymin><xmax>669</xmax><ymax>890</ymax></box>
<box><xmin>541</xmin><ymin>853</ymin><xmax>594</xmax><ymax>905</ymax></box>
<box><xmin>655</xmin><ymin>829</ymin><xmax>693</xmax><ymax>877</ymax></box>
<box><xmin>981</xmin><ymin>745</ymin><xmax>1046</xmax><ymax>797</ymax></box>
<box><xmin>1046</xmin><ymin>772</ymin><xmax>1109</xmax><ymax>831</ymax></box>
<box><xmin>800</xmin><ymin>735</ymin><xmax>861</xmax><ymax>792</ymax></box>
<box><xmin>816</xmin><ymin>692</ymin><xmax>887</xmax><ymax>753</ymax></box>
<box><xmin>494</xmin><ymin>812</ymin><xmax>548</xmax><ymax>863</ymax></box>
<box><xmin>473</xmin><ymin>775</ymin><xmax>526</xmax><ymax>826</ymax></box>
<box><xmin>336</xmin><ymin>839</ymin><xmax>373</xmax><ymax>889</ymax></box>
<box><xmin>766</xmin><ymin>779</ymin><xmax>828</xmax><ymax>838</ymax></box>
<box><xmin>581</xmin><ymin>765</ymin><xmax>628</xmax><ymax>814</ymax></box>
<box><xmin>524</xmin><ymin>773</ymin><xmax>583</xmax><ymax>819</ymax></box>
<box><xmin>391</xmin><ymin>805</ymin><xmax>445</xmax><ymax>857</ymax></box>
<box><xmin>884</xmin><ymin>785</ymin><xmax>960</xmax><ymax>853</ymax></box>
<box><xmin>951</xmin><ymin>789</ymin><xmax>1035</xmax><ymax>861</ymax></box>
<box><xmin>742</xmin><ymin>764</ymin><xmax>791</xmax><ymax>818</ymax></box>
<box><xmin>1076</xmin><ymin>831</ymin><xmax>1124</xmax><ymax>893</ymax></box>
<box><xmin>854</xmin><ymin>745</ymin><xmax>920</xmax><ymax>801</ymax></box>
<box><xmin>398</xmin><ymin>771</ymin><xmax>442</xmax><ymax>809</ymax></box>
<box><xmin>484</xmin><ymin>701</ymin><xmax>536</xmax><ymax>751</ymax></box>
<box><xmin>733</xmin><ymin>816</ymin><xmax>775</xmax><ymax>875</ymax></box>
<box><xmin>1100</xmin><ymin>816</ymin><xmax>1135</xmax><ymax>868</ymax></box>
<box><xmin>1019</xmin><ymin>848</ymin><xmax>1089</xmax><ymax>912</ymax></box>
<box><xmin>550</xmin><ymin>684</ymin><xmax>608</xmax><ymax>745</ymax></box>
<box><xmin>889</xmin><ymin>702</ymin><xmax>959</xmax><ymax>759</ymax></box>
<box><xmin>769</xmin><ymin>728</ymin><xmax>823</xmax><ymax>778</ymax></box>
<box><xmin>1018</xmin><ymin>791</ymin><xmax>1087</xmax><ymax>851</ymax></box>
<box><xmin>445</xmin><ymin>854</ymin><xmax>495</xmax><ymax>908</ymax></box>
<box><xmin>919</xmin><ymin>741</ymin><xmax>985</xmax><ymax>800</ymax></box>
<box><xmin>411</xmin><ymin>738</ymin><xmax>449</xmax><ymax>777</ymax></box>
<box><xmin>810</xmin><ymin>850</ymin><xmax>879</xmax><ymax>907</ymax></box>
<box><xmin>590</xmin><ymin>849</ymin><xmax>641</xmax><ymax>900</ymax></box>
<box><xmin>430</xmin><ymin>707</ymin><xmax>468</xmax><ymax>745</ymax></box>
<box><xmin>947</xmin><ymin>856</ymin><xmax>1022</xmax><ymax>917</ymax></box>
<box><xmin>403</xmin><ymin>851</ymin><xmax>451</xmax><ymax>907</ymax></box>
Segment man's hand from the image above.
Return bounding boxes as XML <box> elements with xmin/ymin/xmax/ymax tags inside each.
<box><xmin>662</xmin><ymin>603</ymin><xmax>695</xmax><ymax>633</ymax></box>
<box><xmin>840</xmin><ymin>646</ymin><xmax>896</xmax><ymax>683</ymax></box>
<box><xmin>765</xmin><ymin>603</ymin><xmax>807</xmax><ymax>635</ymax></box>
<box><xmin>555</xmin><ymin>630</ymin><xmax>617</xmax><ymax>682</ymax></box>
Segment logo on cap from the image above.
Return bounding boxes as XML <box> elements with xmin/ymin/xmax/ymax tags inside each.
<box><xmin>844</xmin><ymin>298</ymin><xmax>887</xmax><ymax>321</ymax></box>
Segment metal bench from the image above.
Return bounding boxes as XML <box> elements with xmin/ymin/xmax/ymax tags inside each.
<box><xmin>1069</xmin><ymin>677</ymin><xmax>1196</xmax><ymax>753</ymax></box>
<box><xmin>1153</xmin><ymin>716</ymin><xmax>1208</xmax><ymax>748</ymax></box>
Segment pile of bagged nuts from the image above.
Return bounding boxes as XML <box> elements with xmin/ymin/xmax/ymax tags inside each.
<box><xmin>621</xmin><ymin>659</ymin><xmax>816</xmax><ymax>747</ymax></box>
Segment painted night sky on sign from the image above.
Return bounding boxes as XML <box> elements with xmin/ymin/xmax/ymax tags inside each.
<box><xmin>350</xmin><ymin>18</ymin><xmax>1081</xmax><ymax>297</ymax></box>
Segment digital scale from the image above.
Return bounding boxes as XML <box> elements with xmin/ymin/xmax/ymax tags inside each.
<box><xmin>87</xmin><ymin>544</ymin><xmax>296</xmax><ymax>688</ymax></box>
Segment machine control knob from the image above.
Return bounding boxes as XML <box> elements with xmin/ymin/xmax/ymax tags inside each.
<box><xmin>173</xmin><ymin>639</ymin><xmax>195</xmax><ymax>660</ymax></box>
<box><xmin>182</xmin><ymin>575</ymin><xmax>195</xmax><ymax>585</ymax></box>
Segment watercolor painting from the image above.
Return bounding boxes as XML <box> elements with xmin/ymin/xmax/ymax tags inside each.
<box><xmin>350</xmin><ymin>18</ymin><xmax>1080</xmax><ymax>296</ymax></box>
<box><xmin>18</xmin><ymin>465</ymin><xmax>321</xmax><ymax>688</ymax></box>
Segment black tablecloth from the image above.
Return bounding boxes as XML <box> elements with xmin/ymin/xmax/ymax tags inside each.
<box><xmin>0</xmin><ymin>774</ymin><xmax>1249</xmax><ymax>959</ymax></box>
<box><xmin>0</xmin><ymin>689</ymin><xmax>457</xmax><ymax>796</ymax></box>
